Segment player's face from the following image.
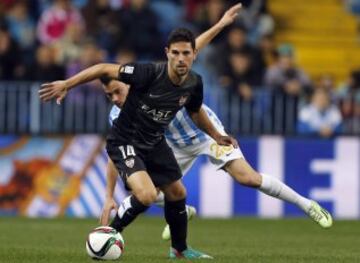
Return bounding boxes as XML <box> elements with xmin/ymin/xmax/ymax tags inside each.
<box><xmin>166</xmin><ymin>42</ymin><xmax>197</xmax><ymax>77</ymax></box>
<box><xmin>103</xmin><ymin>80</ymin><xmax>129</xmax><ymax>108</ymax></box>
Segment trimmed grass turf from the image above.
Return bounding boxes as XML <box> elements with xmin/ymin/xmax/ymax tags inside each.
<box><xmin>0</xmin><ymin>217</ymin><xmax>359</xmax><ymax>262</ymax></box>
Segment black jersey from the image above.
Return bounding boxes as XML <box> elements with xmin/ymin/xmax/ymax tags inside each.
<box><xmin>107</xmin><ymin>62</ymin><xmax>204</xmax><ymax>149</ymax></box>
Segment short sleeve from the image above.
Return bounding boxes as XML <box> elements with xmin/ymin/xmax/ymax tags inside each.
<box><xmin>109</xmin><ymin>105</ymin><xmax>121</xmax><ymax>126</ymax></box>
<box><xmin>185</xmin><ymin>76</ymin><xmax>203</xmax><ymax>112</ymax></box>
<box><xmin>118</xmin><ymin>63</ymin><xmax>156</xmax><ymax>90</ymax></box>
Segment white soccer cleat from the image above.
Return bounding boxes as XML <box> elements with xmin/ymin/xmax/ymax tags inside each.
<box><xmin>307</xmin><ymin>201</ymin><xmax>333</xmax><ymax>229</ymax></box>
<box><xmin>162</xmin><ymin>205</ymin><xmax>197</xmax><ymax>241</ymax></box>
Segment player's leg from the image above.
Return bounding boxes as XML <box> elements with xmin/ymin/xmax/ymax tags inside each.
<box><xmin>110</xmin><ymin>170</ymin><xmax>157</xmax><ymax>232</ymax></box>
<box><xmin>159</xmin><ymin>144</ymin><xmax>198</xmax><ymax>240</ymax></box>
<box><xmin>106</xmin><ymin>142</ymin><xmax>156</xmax><ymax>232</ymax></box>
<box><xmin>160</xmin><ymin>179</ymin><xmax>187</xmax><ymax>252</ymax></box>
<box><xmin>149</xmin><ymin>140</ymin><xmax>211</xmax><ymax>259</ymax></box>
<box><xmin>160</xmin><ymin>180</ymin><xmax>212</xmax><ymax>259</ymax></box>
<box><xmin>224</xmin><ymin>158</ymin><xmax>333</xmax><ymax>228</ymax></box>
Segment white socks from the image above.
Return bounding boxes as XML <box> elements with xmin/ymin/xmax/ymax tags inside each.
<box><xmin>154</xmin><ymin>174</ymin><xmax>312</xmax><ymax>214</ymax></box>
<box><xmin>154</xmin><ymin>191</ymin><xmax>165</xmax><ymax>207</ymax></box>
<box><xmin>259</xmin><ymin>173</ymin><xmax>312</xmax><ymax>212</ymax></box>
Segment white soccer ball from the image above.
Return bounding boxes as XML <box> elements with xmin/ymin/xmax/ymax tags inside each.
<box><xmin>86</xmin><ymin>226</ymin><xmax>125</xmax><ymax>260</ymax></box>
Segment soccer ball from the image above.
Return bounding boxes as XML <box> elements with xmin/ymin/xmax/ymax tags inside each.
<box><xmin>86</xmin><ymin>226</ymin><xmax>125</xmax><ymax>260</ymax></box>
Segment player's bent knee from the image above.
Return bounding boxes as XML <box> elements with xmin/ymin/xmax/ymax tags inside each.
<box><xmin>233</xmin><ymin>171</ymin><xmax>262</xmax><ymax>188</ymax></box>
<box><xmin>164</xmin><ymin>184</ymin><xmax>187</xmax><ymax>201</ymax></box>
<box><xmin>172</xmin><ymin>186</ymin><xmax>186</xmax><ymax>200</ymax></box>
<box><xmin>134</xmin><ymin>188</ymin><xmax>158</xmax><ymax>206</ymax></box>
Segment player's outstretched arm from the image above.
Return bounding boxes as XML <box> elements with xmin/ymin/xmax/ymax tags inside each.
<box><xmin>195</xmin><ymin>3</ymin><xmax>242</xmax><ymax>51</ymax></box>
<box><xmin>188</xmin><ymin>107</ymin><xmax>238</xmax><ymax>148</ymax></box>
<box><xmin>100</xmin><ymin>160</ymin><xmax>119</xmax><ymax>226</ymax></box>
<box><xmin>39</xmin><ymin>63</ymin><xmax>120</xmax><ymax>104</ymax></box>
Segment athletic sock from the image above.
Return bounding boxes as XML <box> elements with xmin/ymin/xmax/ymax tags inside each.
<box><xmin>164</xmin><ymin>198</ymin><xmax>188</xmax><ymax>252</ymax></box>
<box><xmin>110</xmin><ymin>195</ymin><xmax>149</xmax><ymax>232</ymax></box>
<box><xmin>156</xmin><ymin>191</ymin><xmax>194</xmax><ymax>220</ymax></box>
<box><xmin>259</xmin><ymin>173</ymin><xmax>312</xmax><ymax>212</ymax></box>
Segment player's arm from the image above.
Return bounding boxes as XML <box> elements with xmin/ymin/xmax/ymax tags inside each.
<box><xmin>195</xmin><ymin>3</ymin><xmax>242</xmax><ymax>51</ymax></box>
<box><xmin>100</xmin><ymin>159</ymin><xmax>119</xmax><ymax>226</ymax></box>
<box><xmin>39</xmin><ymin>63</ymin><xmax>120</xmax><ymax>104</ymax></box>
<box><xmin>189</xmin><ymin>108</ymin><xmax>238</xmax><ymax>148</ymax></box>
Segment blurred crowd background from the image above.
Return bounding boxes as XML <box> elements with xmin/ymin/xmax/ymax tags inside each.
<box><xmin>0</xmin><ymin>0</ymin><xmax>360</xmax><ymax>137</ymax></box>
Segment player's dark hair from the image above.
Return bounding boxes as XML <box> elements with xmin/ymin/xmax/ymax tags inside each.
<box><xmin>166</xmin><ymin>28</ymin><xmax>196</xmax><ymax>50</ymax></box>
<box><xmin>99</xmin><ymin>76</ymin><xmax>112</xmax><ymax>86</ymax></box>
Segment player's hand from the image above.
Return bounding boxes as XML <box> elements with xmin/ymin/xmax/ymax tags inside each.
<box><xmin>100</xmin><ymin>198</ymin><xmax>118</xmax><ymax>226</ymax></box>
<box><xmin>215</xmin><ymin>135</ymin><xmax>239</xmax><ymax>148</ymax></box>
<box><xmin>39</xmin><ymin>80</ymin><xmax>68</xmax><ymax>105</ymax></box>
<box><xmin>218</xmin><ymin>3</ymin><xmax>242</xmax><ymax>28</ymax></box>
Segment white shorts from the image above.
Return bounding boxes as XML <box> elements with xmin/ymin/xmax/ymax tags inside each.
<box><xmin>167</xmin><ymin>137</ymin><xmax>244</xmax><ymax>176</ymax></box>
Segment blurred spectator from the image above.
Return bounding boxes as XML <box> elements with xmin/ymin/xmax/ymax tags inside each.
<box><xmin>237</xmin><ymin>0</ymin><xmax>274</xmax><ymax>43</ymax></box>
<box><xmin>336</xmin><ymin>70</ymin><xmax>360</xmax><ymax>134</ymax></box>
<box><xmin>117</xmin><ymin>0</ymin><xmax>162</xmax><ymax>59</ymax></box>
<box><xmin>82</xmin><ymin>0</ymin><xmax>122</xmax><ymax>55</ymax></box>
<box><xmin>298</xmin><ymin>89</ymin><xmax>342</xmax><ymax>137</ymax></box>
<box><xmin>257</xmin><ymin>34</ymin><xmax>277</xmax><ymax>66</ymax></box>
<box><xmin>37</xmin><ymin>0</ymin><xmax>84</xmax><ymax>44</ymax></box>
<box><xmin>345</xmin><ymin>0</ymin><xmax>360</xmax><ymax>14</ymax></box>
<box><xmin>265</xmin><ymin>44</ymin><xmax>311</xmax><ymax>96</ymax></box>
<box><xmin>66</xmin><ymin>42</ymin><xmax>105</xmax><ymax>77</ymax></box>
<box><xmin>184</xmin><ymin>0</ymin><xmax>208</xmax><ymax>21</ymax></box>
<box><xmin>26</xmin><ymin>45</ymin><xmax>65</xmax><ymax>81</ymax></box>
<box><xmin>224</xmin><ymin>50</ymin><xmax>262</xmax><ymax>101</ymax></box>
<box><xmin>213</xmin><ymin>25</ymin><xmax>265</xmax><ymax>84</ymax></box>
<box><xmin>312</xmin><ymin>73</ymin><xmax>337</xmax><ymax>102</ymax></box>
<box><xmin>0</xmin><ymin>23</ymin><xmax>25</xmax><ymax>80</ymax></box>
<box><xmin>265</xmin><ymin>44</ymin><xmax>311</xmax><ymax>134</ymax></box>
<box><xmin>5</xmin><ymin>1</ymin><xmax>36</xmax><ymax>63</ymax></box>
<box><xmin>150</xmin><ymin>0</ymin><xmax>184</xmax><ymax>37</ymax></box>
<box><xmin>114</xmin><ymin>48</ymin><xmax>137</xmax><ymax>65</ymax></box>
<box><xmin>314</xmin><ymin>74</ymin><xmax>336</xmax><ymax>92</ymax></box>
<box><xmin>193</xmin><ymin>0</ymin><xmax>226</xmax><ymax>40</ymax></box>
<box><xmin>53</xmin><ymin>21</ymin><xmax>85</xmax><ymax>64</ymax></box>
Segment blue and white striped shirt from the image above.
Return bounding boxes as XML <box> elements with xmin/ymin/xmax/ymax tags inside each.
<box><xmin>109</xmin><ymin>104</ymin><xmax>224</xmax><ymax>148</ymax></box>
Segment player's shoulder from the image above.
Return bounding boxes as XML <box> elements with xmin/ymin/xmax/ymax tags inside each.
<box><xmin>151</xmin><ymin>61</ymin><xmax>167</xmax><ymax>80</ymax></box>
<box><xmin>187</xmin><ymin>69</ymin><xmax>203</xmax><ymax>87</ymax></box>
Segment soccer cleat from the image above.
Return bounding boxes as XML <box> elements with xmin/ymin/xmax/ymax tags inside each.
<box><xmin>169</xmin><ymin>247</ymin><xmax>213</xmax><ymax>259</ymax></box>
<box><xmin>162</xmin><ymin>206</ymin><xmax>197</xmax><ymax>241</ymax></box>
<box><xmin>307</xmin><ymin>201</ymin><xmax>333</xmax><ymax>228</ymax></box>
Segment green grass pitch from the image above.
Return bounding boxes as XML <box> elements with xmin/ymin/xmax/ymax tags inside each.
<box><xmin>0</xmin><ymin>217</ymin><xmax>359</xmax><ymax>262</ymax></box>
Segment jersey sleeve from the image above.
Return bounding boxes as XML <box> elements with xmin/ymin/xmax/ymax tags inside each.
<box><xmin>185</xmin><ymin>76</ymin><xmax>204</xmax><ymax>112</ymax></box>
<box><xmin>109</xmin><ymin>105</ymin><xmax>121</xmax><ymax>126</ymax></box>
<box><xmin>118</xmin><ymin>63</ymin><xmax>156</xmax><ymax>91</ymax></box>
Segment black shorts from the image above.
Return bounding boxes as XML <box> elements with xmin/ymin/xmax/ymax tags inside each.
<box><xmin>106</xmin><ymin>138</ymin><xmax>182</xmax><ymax>189</ymax></box>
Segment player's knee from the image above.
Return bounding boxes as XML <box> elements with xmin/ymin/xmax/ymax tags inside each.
<box><xmin>235</xmin><ymin>171</ymin><xmax>262</xmax><ymax>188</ymax></box>
<box><xmin>170</xmin><ymin>185</ymin><xmax>187</xmax><ymax>201</ymax></box>
<box><xmin>134</xmin><ymin>188</ymin><xmax>158</xmax><ymax>206</ymax></box>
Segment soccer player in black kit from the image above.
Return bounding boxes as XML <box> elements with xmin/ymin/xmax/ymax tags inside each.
<box><xmin>39</xmin><ymin>28</ymin><xmax>238</xmax><ymax>259</ymax></box>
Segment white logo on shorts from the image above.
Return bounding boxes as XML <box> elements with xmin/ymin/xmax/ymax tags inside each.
<box><xmin>125</xmin><ymin>158</ymin><xmax>135</xmax><ymax>168</ymax></box>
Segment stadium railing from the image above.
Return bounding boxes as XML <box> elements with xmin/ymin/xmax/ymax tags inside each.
<box><xmin>0</xmin><ymin>82</ymin><xmax>110</xmax><ymax>134</ymax></box>
<box><xmin>0</xmin><ymin>81</ymin><xmax>357</xmax><ymax>135</ymax></box>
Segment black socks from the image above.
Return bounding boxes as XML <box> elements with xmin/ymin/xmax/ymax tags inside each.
<box><xmin>164</xmin><ymin>198</ymin><xmax>188</xmax><ymax>252</ymax></box>
<box><xmin>110</xmin><ymin>195</ymin><xmax>149</xmax><ymax>232</ymax></box>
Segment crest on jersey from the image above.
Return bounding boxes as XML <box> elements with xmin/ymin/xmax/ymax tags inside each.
<box><xmin>125</xmin><ymin>158</ymin><xmax>135</xmax><ymax>168</ymax></box>
<box><xmin>179</xmin><ymin>95</ymin><xmax>188</xmax><ymax>106</ymax></box>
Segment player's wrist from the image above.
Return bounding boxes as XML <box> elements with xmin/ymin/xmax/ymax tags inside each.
<box><xmin>105</xmin><ymin>194</ymin><xmax>114</xmax><ymax>200</ymax></box>
<box><xmin>215</xmin><ymin>20</ymin><xmax>226</xmax><ymax>30</ymax></box>
<box><xmin>63</xmin><ymin>80</ymin><xmax>71</xmax><ymax>92</ymax></box>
